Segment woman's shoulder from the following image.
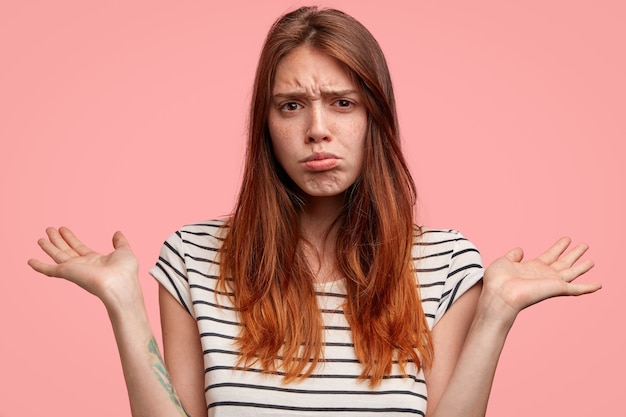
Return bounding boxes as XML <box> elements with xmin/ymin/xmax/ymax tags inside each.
<box><xmin>411</xmin><ymin>226</ymin><xmax>483</xmax><ymax>271</ymax></box>
<box><xmin>177</xmin><ymin>216</ymin><xmax>231</xmax><ymax>234</ymax></box>
<box><xmin>413</xmin><ymin>227</ymin><xmax>483</xmax><ymax>327</ymax></box>
<box><xmin>413</xmin><ymin>226</ymin><xmax>477</xmax><ymax>249</ymax></box>
<box><xmin>161</xmin><ymin>216</ymin><xmax>231</xmax><ymax>255</ymax></box>
<box><xmin>177</xmin><ymin>216</ymin><xmax>230</xmax><ymax>238</ymax></box>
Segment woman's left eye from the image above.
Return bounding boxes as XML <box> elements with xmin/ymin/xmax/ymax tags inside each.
<box><xmin>335</xmin><ymin>99</ymin><xmax>353</xmax><ymax>108</ymax></box>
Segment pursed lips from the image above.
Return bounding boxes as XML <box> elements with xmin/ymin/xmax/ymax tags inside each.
<box><xmin>300</xmin><ymin>152</ymin><xmax>339</xmax><ymax>162</ymax></box>
<box><xmin>300</xmin><ymin>152</ymin><xmax>340</xmax><ymax>170</ymax></box>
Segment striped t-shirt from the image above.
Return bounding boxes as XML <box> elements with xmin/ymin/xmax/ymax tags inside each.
<box><xmin>150</xmin><ymin>218</ymin><xmax>483</xmax><ymax>417</ymax></box>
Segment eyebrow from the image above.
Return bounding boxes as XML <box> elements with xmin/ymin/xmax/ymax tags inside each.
<box><xmin>272</xmin><ymin>89</ymin><xmax>359</xmax><ymax>100</ymax></box>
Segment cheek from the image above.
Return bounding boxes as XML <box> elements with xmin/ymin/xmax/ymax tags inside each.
<box><xmin>268</xmin><ymin>127</ymin><xmax>294</xmax><ymax>169</ymax></box>
<box><xmin>354</xmin><ymin>118</ymin><xmax>368</xmax><ymax>156</ymax></box>
<box><xmin>268</xmin><ymin>116</ymin><xmax>285</xmax><ymax>155</ymax></box>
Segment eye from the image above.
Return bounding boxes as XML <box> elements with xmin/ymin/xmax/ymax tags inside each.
<box><xmin>334</xmin><ymin>99</ymin><xmax>354</xmax><ymax>109</ymax></box>
<box><xmin>280</xmin><ymin>102</ymin><xmax>303</xmax><ymax>111</ymax></box>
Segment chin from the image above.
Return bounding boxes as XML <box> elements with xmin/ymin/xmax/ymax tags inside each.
<box><xmin>300</xmin><ymin>188</ymin><xmax>349</xmax><ymax>200</ymax></box>
<box><xmin>293</xmin><ymin>177</ymin><xmax>356</xmax><ymax>201</ymax></box>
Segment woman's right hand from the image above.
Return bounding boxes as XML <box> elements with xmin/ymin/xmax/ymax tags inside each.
<box><xmin>28</xmin><ymin>227</ymin><xmax>141</xmax><ymax>310</ymax></box>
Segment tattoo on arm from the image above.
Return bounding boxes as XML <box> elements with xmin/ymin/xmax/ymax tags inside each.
<box><xmin>148</xmin><ymin>337</ymin><xmax>192</xmax><ymax>417</ymax></box>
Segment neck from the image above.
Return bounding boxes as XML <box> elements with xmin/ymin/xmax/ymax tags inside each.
<box><xmin>299</xmin><ymin>194</ymin><xmax>344</xmax><ymax>283</ymax></box>
<box><xmin>300</xmin><ymin>194</ymin><xmax>344</xmax><ymax>241</ymax></box>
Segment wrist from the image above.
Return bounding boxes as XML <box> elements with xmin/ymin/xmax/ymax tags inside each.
<box><xmin>474</xmin><ymin>287</ymin><xmax>519</xmax><ymax>331</ymax></box>
<box><xmin>106</xmin><ymin>296</ymin><xmax>151</xmax><ymax>336</ymax></box>
<box><xmin>101</xmin><ymin>276</ymin><xmax>148</xmax><ymax>322</ymax></box>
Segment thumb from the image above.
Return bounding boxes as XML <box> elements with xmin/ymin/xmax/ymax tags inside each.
<box><xmin>112</xmin><ymin>231</ymin><xmax>130</xmax><ymax>250</ymax></box>
<box><xmin>505</xmin><ymin>247</ymin><xmax>524</xmax><ymax>263</ymax></box>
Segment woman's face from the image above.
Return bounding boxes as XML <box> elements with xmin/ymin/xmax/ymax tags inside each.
<box><xmin>268</xmin><ymin>46</ymin><xmax>368</xmax><ymax>200</ymax></box>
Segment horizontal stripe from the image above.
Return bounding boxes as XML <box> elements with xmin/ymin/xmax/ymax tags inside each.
<box><xmin>208</xmin><ymin>401</ymin><xmax>425</xmax><ymax>415</ymax></box>
<box><xmin>206</xmin><ymin>382</ymin><xmax>427</xmax><ymax>400</ymax></box>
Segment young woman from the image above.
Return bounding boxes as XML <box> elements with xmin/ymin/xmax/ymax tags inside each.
<box><xmin>28</xmin><ymin>7</ymin><xmax>601</xmax><ymax>417</ymax></box>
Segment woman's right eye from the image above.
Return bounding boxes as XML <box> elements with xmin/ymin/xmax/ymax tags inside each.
<box><xmin>280</xmin><ymin>102</ymin><xmax>303</xmax><ymax>111</ymax></box>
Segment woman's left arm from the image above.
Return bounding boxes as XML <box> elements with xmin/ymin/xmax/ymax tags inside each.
<box><xmin>425</xmin><ymin>238</ymin><xmax>601</xmax><ymax>417</ymax></box>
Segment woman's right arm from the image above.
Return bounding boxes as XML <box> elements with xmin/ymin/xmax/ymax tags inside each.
<box><xmin>159</xmin><ymin>284</ymin><xmax>207</xmax><ymax>416</ymax></box>
<box><xmin>28</xmin><ymin>227</ymin><xmax>204</xmax><ymax>417</ymax></box>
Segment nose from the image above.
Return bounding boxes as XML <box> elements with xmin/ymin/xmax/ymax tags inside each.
<box><xmin>306</xmin><ymin>105</ymin><xmax>330</xmax><ymax>143</ymax></box>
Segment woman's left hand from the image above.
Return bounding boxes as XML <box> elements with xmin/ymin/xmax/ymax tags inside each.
<box><xmin>481</xmin><ymin>237</ymin><xmax>601</xmax><ymax>324</ymax></box>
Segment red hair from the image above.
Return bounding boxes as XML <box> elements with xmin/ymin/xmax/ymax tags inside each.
<box><xmin>218</xmin><ymin>6</ymin><xmax>433</xmax><ymax>385</ymax></box>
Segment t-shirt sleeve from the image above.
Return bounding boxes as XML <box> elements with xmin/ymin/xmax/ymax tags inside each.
<box><xmin>149</xmin><ymin>230</ymin><xmax>193</xmax><ymax>315</ymax></box>
<box><xmin>433</xmin><ymin>234</ymin><xmax>483</xmax><ymax>327</ymax></box>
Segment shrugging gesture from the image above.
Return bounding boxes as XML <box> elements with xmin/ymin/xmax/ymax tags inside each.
<box><xmin>25</xmin><ymin>7</ymin><xmax>603</xmax><ymax>417</ymax></box>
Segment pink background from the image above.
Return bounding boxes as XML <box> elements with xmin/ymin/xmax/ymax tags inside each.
<box><xmin>2</xmin><ymin>1</ymin><xmax>624</xmax><ymax>415</ymax></box>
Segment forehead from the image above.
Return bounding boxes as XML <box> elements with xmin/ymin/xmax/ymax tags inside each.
<box><xmin>272</xmin><ymin>46</ymin><xmax>357</xmax><ymax>94</ymax></box>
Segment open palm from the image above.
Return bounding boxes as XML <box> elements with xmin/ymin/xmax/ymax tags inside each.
<box><xmin>483</xmin><ymin>237</ymin><xmax>600</xmax><ymax>319</ymax></box>
<box><xmin>28</xmin><ymin>227</ymin><xmax>140</xmax><ymax>306</ymax></box>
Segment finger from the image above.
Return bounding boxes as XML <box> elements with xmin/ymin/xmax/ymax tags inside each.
<box><xmin>537</xmin><ymin>237</ymin><xmax>571</xmax><ymax>264</ymax></box>
<box><xmin>505</xmin><ymin>247</ymin><xmax>524</xmax><ymax>262</ymax></box>
<box><xmin>552</xmin><ymin>242</ymin><xmax>590</xmax><ymax>271</ymax></box>
<box><xmin>27</xmin><ymin>258</ymin><xmax>61</xmax><ymax>278</ymax></box>
<box><xmin>46</xmin><ymin>227</ymin><xmax>73</xmax><ymax>253</ymax></box>
<box><xmin>563</xmin><ymin>281</ymin><xmax>602</xmax><ymax>296</ymax></box>
<box><xmin>561</xmin><ymin>259</ymin><xmax>595</xmax><ymax>282</ymax></box>
<box><xmin>37</xmin><ymin>237</ymin><xmax>72</xmax><ymax>264</ymax></box>
<box><xmin>112</xmin><ymin>231</ymin><xmax>130</xmax><ymax>250</ymax></box>
<box><xmin>58</xmin><ymin>227</ymin><xmax>93</xmax><ymax>256</ymax></box>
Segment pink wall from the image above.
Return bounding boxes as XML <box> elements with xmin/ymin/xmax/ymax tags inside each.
<box><xmin>2</xmin><ymin>1</ymin><xmax>623</xmax><ymax>415</ymax></box>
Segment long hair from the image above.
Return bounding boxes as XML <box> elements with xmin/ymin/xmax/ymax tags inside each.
<box><xmin>218</xmin><ymin>6</ymin><xmax>433</xmax><ymax>385</ymax></box>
